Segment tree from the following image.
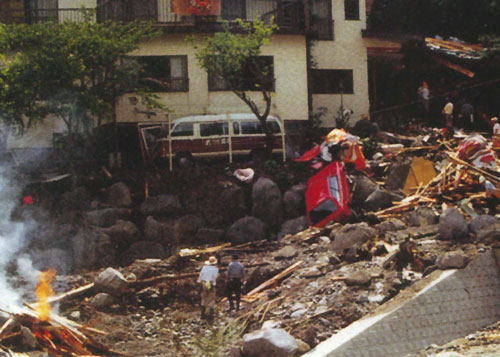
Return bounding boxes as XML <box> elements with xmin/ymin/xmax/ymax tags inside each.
<box><xmin>0</xmin><ymin>17</ymin><xmax>161</xmax><ymax>166</ymax></box>
<box><xmin>191</xmin><ymin>19</ymin><xmax>278</xmax><ymax>153</ymax></box>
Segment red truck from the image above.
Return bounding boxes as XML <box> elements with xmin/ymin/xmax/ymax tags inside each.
<box><xmin>306</xmin><ymin>161</ymin><xmax>352</xmax><ymax>227</ymax></box>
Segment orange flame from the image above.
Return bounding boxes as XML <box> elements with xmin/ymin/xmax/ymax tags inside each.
<box><xmin>35</xmin><ymin>269</ymin><xmax>57</xmax><ymax>321</ymax></box>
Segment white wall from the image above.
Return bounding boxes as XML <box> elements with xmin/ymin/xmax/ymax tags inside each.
<box><xmin>312</xmin><ymin>0</ymin><xmax>370</xmax><ymax>127</ymax></box>
<box><xmin>116</xmin><ymin>33</ymin><xmax>309</xmax><ymax>123</ymax></box>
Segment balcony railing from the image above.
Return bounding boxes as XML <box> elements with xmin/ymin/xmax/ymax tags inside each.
<box><xmin>0</xmin><ymin>0</ymin><xmax>305</xmax><ymax>32</ymax></box>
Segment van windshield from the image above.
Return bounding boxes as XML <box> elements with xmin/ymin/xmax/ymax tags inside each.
<box><xmin>171</xmin><ymin>123</ymin><xmax>194</xmax><ymax>137</ymax></box>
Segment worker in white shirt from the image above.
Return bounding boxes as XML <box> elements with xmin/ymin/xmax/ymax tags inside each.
<box><xmin>197</xmin><ymin>256</ymin><xmax>219</xmax><ymax>321</ymax></box>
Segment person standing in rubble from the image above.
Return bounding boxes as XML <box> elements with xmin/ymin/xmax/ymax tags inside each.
<box><xmin>226</xmin><ymin>253</ymin><xmax>245</xmax><ymax>312</ymax></box>
<box><xmin>197</xmin><ymin>256</ymin><xmax>219</xmax><ymax>321</ymax></box>
<box><xmin>417</xmin><ymin>82</ymin><xmax>430</xmax><ymax>124</ymax></box>
<box><xmin>481</xmin><ymin>176</ymin><xmax>500</xmax><ymax>214</ymax></box>
<box><xmin>459</xmin><ymin>100</ymin><xmax>474</xmax><ymax>129</ymax></box>
<box><xmin>442</xmin><ymin>99</ymin><xmax>454</xmax><ymax>136</ymax></box>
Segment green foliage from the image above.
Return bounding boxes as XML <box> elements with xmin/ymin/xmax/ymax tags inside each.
<box><xmin>0</xmin><ymin>18</ymin><xmax>162</xmax><ymax>134</ymax></box>
<box><xmin>360</xmin><ymin>137</ymin><xmax>378</xmax><ymax>160</ymax></box>
<box><xmin>189</xmin><ymin>320</ymin><xmax>245</xmax><ymax>356</ymax></box>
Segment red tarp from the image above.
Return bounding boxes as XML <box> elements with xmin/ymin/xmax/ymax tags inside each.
<box><xmin>171</xmin><ymin>0</ymin><xmax>221</xmax><ymax>16</ymax></box>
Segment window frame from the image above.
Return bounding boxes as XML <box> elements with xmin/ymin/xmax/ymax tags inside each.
<box><xmin>133</xmin><ymin>55</ymin><xmax>189</xmax><ymax>93</ymax></box>
<box><xmin>208</xmin><ymin>56</ymin><xmax>275</xmax><ymax>92</ymax></box>
<box><xmin>311</xmin><ymin>69</ymin><xmax>354</xmax><ymax>95</ymax></box>
<box><xmin>344</xmin><ymin>0</ymin><xmax>360</xmax><ymax>21</ymax></box>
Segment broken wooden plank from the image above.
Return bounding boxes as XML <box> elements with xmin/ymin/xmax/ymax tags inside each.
<box><xmin>247</xmin><ymin>261</ymin><xmax>303</xmax><ymax>297</ymax></box>
<box><xmin>29</xmin><ymin>283</ymin><xmax>95</xmax><ymax>310</ymax></box>
<box><xmin>178</xmin><ymin>243</ymin><xmax>232</xmax><ymax>258</ymax></box>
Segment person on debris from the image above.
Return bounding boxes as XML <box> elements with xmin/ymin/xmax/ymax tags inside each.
<box><xmin>491</xmin><ymin>117</ymin><xmax>500</xmax><ymax>135</ymax></box>
<box><xmin>459</xmin><ymin>100</ymin><xmax>474</xmax><ymax>129</ymax></box>
<box><xmin>226</xmin><ymin>253</ymin><xmax>245</xmax><ymax>312</ymax></box>
<box><xmin>481</xmin><ymin>176</ymin><xmax>500</xmax><ymax>214</ymax></box>
<box><xmin>417</xmin><ymin>82</ymin><xmax>430</xmax><ymax>123</ymax></box>
<box><xmin>197</xmin><ymin>256</ymin><xmax>219</xmax><ymax>321</ymax></box>
<box><xmin>442</xmin><ymin>99</ymin><xmax>454</xmax><ymax>137</ymax></box>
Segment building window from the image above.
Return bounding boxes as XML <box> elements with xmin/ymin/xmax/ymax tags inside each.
<box><xmin>134</xmin><ymin>55</ymin><xmax>189</xmax><ymax>92</ymax></box>
<box><xmin>208</xmin><ymin>56</ymin><xmax>275</xmax><ymax>92</ymax></box>
<box><xmin>344</xmin><ymin>0</ymin><xmax>360</xmax><ymax>20</ymax></box>
<box><xmin>221</xmin><ymin>0</ymin><xmax>246</xmax><ymax>20</ymax></box>
<box><xmin>311</xmin><ymin>0</ymin><xmax>333</xmax><ymax>40</ymax></box>
<box><xmin>311</xmin><ymin>69</ymin><xmax>354</xmax><ymax>94</ymax></box>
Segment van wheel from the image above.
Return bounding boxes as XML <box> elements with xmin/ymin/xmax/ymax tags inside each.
<box><xmin>249</xmin><ymin>148</ymin><xmax>269</xmax><ymax>163</ymax></box>
<box><xmin>175</xmin><ymin>152</ymin><xmax>194</xmax><ymax>167</ymax></box>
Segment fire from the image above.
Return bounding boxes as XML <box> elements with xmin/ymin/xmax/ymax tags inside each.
<box><xmin>35</xmin><ymin>269</ymin><xmax>57</xmax><ymax>321</ymax></box>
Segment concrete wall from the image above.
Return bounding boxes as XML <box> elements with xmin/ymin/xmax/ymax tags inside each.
<box><xmin>312</xmin><ymin>0</ymin><xmax>370</xmax><ymax>127</ymax></box>
<box><xmin>116</xmin><ymin>33</ymin><xmax>309</xmax><ymax>123</ymax></box>
<box><xmin>305</xmin><ymin>250</ymin><xmax>500</xmax><ymax>357</ymax></box>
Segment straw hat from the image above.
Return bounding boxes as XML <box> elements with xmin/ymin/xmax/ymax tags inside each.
<box><xmin>205</xmin><ymin>256</ymin><xmax>217</xmax><ymax>265</ymax></box>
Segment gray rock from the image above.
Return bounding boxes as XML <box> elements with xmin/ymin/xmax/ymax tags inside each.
<box><xmin>275</xmin><ymin>246</ymin><xmax>297</xmax><ymax>260</ymax></box>
<box><xmin>385</xmin><ymin>161</ymin><xmax>411</xmax><ymax>191</ymax></box>
<box><xmin>85</xmin><ymin>208</ymin><xmax>130</xmax><ymax>228</ymax></box>
<box><xmin>107</xmin><ymin>182</ymin><xmax>132</xmax><ymax>208</ymax></box>
<box><xmin>102</xmin><ymin>220</ymin><xmax>141</xmax><ymax>248</ymax></box>
<box><xmin>345</xmin><ymin>271</ymin><xmax>371</xmax><ymax>286</ymax></box>
<box><xmin>377</xmin><ymin>218</ymin><xmax>406</xmax><ymax>232</ymax></box>
<box><xmin>283</xmin><ymin>183</ymin><xmax>307</xmax><ymax>219</ymax></box>
<box><xmin>60</xmin><ymin>187</ymin><xmax>91</xmax><ymax>211</ymax></box>
<box><xmin>226</xmin><ymin>216</ymin><xmax>268</xmax><ymax>245</ymax></box>
<box><xmin>351</xmin><ymin>175</ymin><xmax>378</xmax><ymax>205</ymax></box>
<box><xmin>469</xmin><ymin>215</ymin><xmax>499</xmax><ymax>234</ymax></box>
<box><xmin>95</xmin><ymin>267</ymin><xmax>129</xmax><ymax>296</ymax></box>
<box><xmin>365</xmin><ymin>189</ymin><xmax>404</xmax><ymax>211</ymax></box>
<box><xmin>90</xmin><ymin>293</ymin><xmax>115</xmax><ymax>308</ymax></box>
<box><xmin>290</xmin><ymin>309</ymin><xmax>307</xmax><ymax>318</ymax></box>
<box><xmin>262</xmin><ymin>320</ymin><xmax>280</xmax><ymax>330</ymax></box>
<box><xmin>72</xmin><ymin>229</ymin><xmax>116</xmax><ymax>271</ymax></box>
<box><xmin>409</xmin><ymin>207</ymin><xmax>438</xmax><ymax>227</ymax></box>
<box><xmin>438</xmin><ymin>208</ymin><xmax>468</xmax><ymax>240</ymax></box>
<box><xmin>121</xmin><ymin>241</ymin><xmax>167</xmax><ymax>266</ymax></box>
<box><xmin>144</xmin><ymin>216</ymin><xmax>171</xmax><ymax>243</ymax></box>
<box><xmin>195</xmin><ymin>228</ymin><xmax>225</xmax><ymax>244</ymax></box>
<box><xmin>296</xmin><ymin>339</ymin><xmax>311</xmax><ymax>354</ymax></box>
<box><xmin>436</xmin><ymin>250</ymin><xmax>469</xmax><ymax>269</ymax></box>
<box><xmin>70</xmin><ymin>311</ymin><xmax>81</xmax><ymax>320</ymax></box>
<box><xmin>32</xmin><ymin>248</ymin><xmax>72</xmax><ymax>274</ymax></box>
<box><xmin>330</xmin><ymin>223</ymin><xmax>377</xmax><ymax>252</ymax></box>
<box><xmin>21</xmin><ymin>326</ymin><xmax>38</xmax><ymax>349</ymax></box>
<box><xmin>476</xmin><ymin>223</ymin><xmax>500</xmax><ymax>241</ymax></box>
<box><xmin>218</xmin><ymin>185</ymin><xmax>247</xmax><ymax>223</ymax></box>
<box><xmin>171</xmin><ymin>215</ymin><xmax>205</xmax><ymax>245</ymax></box>
<box><xmin>242</xmin><ymin>328</ymin><xmax>298</xmax><ymax>357</ymax></box>
<box><xmin>252</xmin><ymin>178</ymin><xmax>284</xmax><ymax>230</ymax></box>
<box><xmin>278</xmin><ymin>216</ymin><xmax>308</xmax><ymax>239</ymax></box>
<box><xmin>139</xmin><ymin>195</ymin><xmax>182</xmax><ymax>217</ymax></box>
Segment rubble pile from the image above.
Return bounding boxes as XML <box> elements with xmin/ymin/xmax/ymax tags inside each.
<box><xmin>1</xmin><ymin>126</ymin><xmax>499</xmax><ymax>356</ymax></box>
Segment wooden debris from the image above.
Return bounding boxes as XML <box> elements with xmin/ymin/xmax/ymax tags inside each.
<box><xmin>247</xmin><ymin>261</ymin><xmax>303</xmax><ymax>297</ymax></box>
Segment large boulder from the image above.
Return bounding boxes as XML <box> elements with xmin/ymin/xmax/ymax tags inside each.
<box><xmin>226</xmin><ymin>216</ymin><xmax>267</xmax><ymax>245</ymax></box>
<box><xmin>85</xmin><ymin>208</ymin><xmax>130</xmax><ymax>228</ymax></box>
<box><xmin>217</xmin><ymin>185</ymin><xmax>247</xmax><ymax>223</ymax></box>
<box><xmin>385</xmin><ymin>161</ymin><xmax>411</xmax><ymax>191</ymax></box>
<box><xmin>377</xmin><ymin>218</ymin><xmax>406</xmax><ymax>233</ymax></box>
<box><xmin>95</xmin><ymin>267</ymin><xmax>129</xmax><ymax>296</ymax></box>
<box><xmin>171</xmin><ymin>215</ymin><xmax>205</xmax><ymax>245</ymax></box>
<box><xmin>409</xmin><ymin>207</ymin><xmax>438</xmax><ymax>227</ymax></box>
<box><xmin>143</xmin><ymin>216</ymin><xmax>172</xmax><ymax>243</ymax></box>
<box><xmin>251</xmin><ymin>178</ymin><xmax>283</xmax><ymax>230</ymax></box>
<box><xmin>120</xmin><ymin>241</ymin><xmax>167</xmax><ymax>266</ymax></box>
<box><xmin>242</xmin><ymin>328</ymin><xmax>298</xmax><ymax>357</ymax></box>
<box><xmin>436</xmin><ymin>250</ymin><xmax>469</xmax><ymax>269</ymax></box>
<box><xmin>330</xmin><ymin>223</ymin><xmax>377</xmax><ymax>253</ymax></box>
<box><xmin>107</xmin><ymin>182</ymin><xmax>132</xmax><ymax>208</ymax></box>
<box><xmin>364</xmin><ymin>189</ymin><xmax>404</xmax><ymax>211</ymax></box>
<box><xmin>438</xmin><ymin>208</ymin><xmax>468</xmax><ymax>240</ymax></box>
<box><xmin>139</xmin><ymin>195</ymin><xmax>182</xmax><ymax>217</ymax></box>
<box><xmin>102</xmin><ymin>220</ymin><xmax>141</xmax><ymax>249</ymax></box>
<box><xmin>278</xmin><ymin>216</ymin><xmax>309</xmax><ymax>239</ymax></box>
<box><xmin>195</xmin><ymin>228</ymin><xmax>225</xmax><ymax>245</ymax></box>
<box><xmin>351</xmin><ymin>175</ymin><xmax>378</xmax><ymax>205</ymax></box>
<box><xmin>72</xmin><ymin>229</ymin><xmax>116</xmax><ymax>271</ymax></box>
<box><xmin>59</xmin><ymin>187</ymin><xmax>91</xmax><ymax>211</ymax></box>
<box><xmin>32</xmin><ymin>248</ymin><xmax>73</xmax><ymax>274</ymax></box>
<box><xmin>469</xmin><ymin>215</ymin><xmax>499</xmax><ymax>234</ymax></box>
<box><xmin>475</xmin><ymin>223</ymin><xmax>500</xmax><ymax>242</ymax></box>
<box><xmin>283</xmin><ymin>183</ymin><xmax>307</xmax><ymax>219</ymax></box>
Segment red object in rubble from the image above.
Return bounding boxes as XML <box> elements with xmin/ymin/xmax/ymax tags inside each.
<box><xmin>306</xmin><ymin>161</ymin><xmax>351</xmax><ymax>228</ymax></box>
<box><xmin>22</xmin><ymin>195</ymin><xmax>34</xmax><ymax>205</ymax></box>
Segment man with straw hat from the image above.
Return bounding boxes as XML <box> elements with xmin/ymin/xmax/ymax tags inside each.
<box><xmin>197</xmin><ymin>256</ymin><xmax>219</xmax><ymax>321</ymax></box>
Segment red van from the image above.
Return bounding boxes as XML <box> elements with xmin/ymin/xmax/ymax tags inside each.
<box><xmin>306</xmin><ymin>161</ymin><xmax>351</xmax><ymax>227</ymax></box>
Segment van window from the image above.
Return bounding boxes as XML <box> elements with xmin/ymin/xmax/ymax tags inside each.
<box><xmin>328</xmin><ymin>176</ymin><xmax>341</xmax><ymax>202</ymax></box>
<box><xmin>233</xmin><ymin>122</ymin><xmax>240</xmax><ymax>134</ymax></box>
<box><xmin>241</xmin><ymin>121</ymin><xmax>263</xmax><ymax>134</ymax></box>
<box><xmin>171</xmin><ymin>123</ymin><xmax>194</xmax><ymax>137</ymax></box>
<box><xmin>200</xmin><ymin>122</ymin><xmax>229</xmax><ymax>137</ymax></box>
<box><xmin>268</xmin><ymin>120</ymin><xmax>281</xmax><ymax>133</ymax></box>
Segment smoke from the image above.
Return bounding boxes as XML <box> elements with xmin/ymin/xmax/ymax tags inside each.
<box><xmin>0</xmin><ymin>166</ymin><xmax>39</xmax><ymax>310</ymax></box>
